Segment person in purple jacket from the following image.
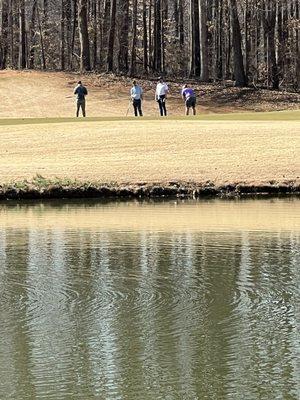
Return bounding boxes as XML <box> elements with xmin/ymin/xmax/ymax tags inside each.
<box><xmin>181</xmin><ymin>84</ymin><xmax>197</xmax><ymax>116</ymax></box>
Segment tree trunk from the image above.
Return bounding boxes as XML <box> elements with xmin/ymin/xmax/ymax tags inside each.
<box><xmin>143</xmin><ymin>0</ymin><xmax>148</xmax><ymax>73</ymax></box>
<box><xmin>216</xmin><ymin>0</ymin><xmax>223</xmax><ymax>80</ymax></box>
<box><xmin>262</xmin><ymin>0</ymin><xmax>279</xmax><ymax>89</ymax></box>
<box><xmin>130</xmin><ymin>0</ymin><xmax>137</xmax><ymax>76</ymax></box>
<box><xmin>70</xmin><ymin>0</ymin><xmax>77</xmax><ymax>69</ymax></box>
<box><xmin>229</xmin><ymin>0</ymin><xmax>247</xmax><ymax>87</ymax></box>
<box><xmin>118</xmin><ymin>0</ymin><xmax>129</xmax><ymax>72</ymax></box>
<box><xmin>194</xmin><ymin>0</ymin><xmax>200</xmax><ymax>76</ymax></box>
<box><xmin>29</xmin><ymin>0</ymin><xmax>37</xmax><ymax>69</ymax></box>
<box><xmin>178</xmin><ymin>0</ymin><xmax>184</xmax><ymax>48</ymax></box>
<box><xmin>9</xmin><ymin>0</ymin><xmax>17</xmax><ymax>68</ymax></box>
<box><xmin>153</xmin><ymin>0</ymin><xmax>161</xmax><ymax>71</ymax></box>
<box><xmin>106</xmin><ymin>0</ymin><xmax>116</xmax><ymax>71</ymax></box>
<box><xmin>18</xmin><ymin>0</ymin><xmax>26</xmax><ymax>69</ymax></box>
<box><xmin>100</xmin><ymin>0</ymin><xmax>110</xmax><ymax>67</ymax></box>
<box><xmin>199</xmin><ymin>0</ymin><xmax>209</xmax><ymax>81</ymax></box>
<box><xmin>0</xmin><ymin>0</ymin><xmax>9</xmax><ymax>69</ymax></box>
<box><xmin>161</xmin><ymin>0</ymin><xmax>167</xmax><ymax>72</ymax></box>
<box><xmin>61</xmin><ymin>0</ymin><xmax>65</xmax><ymax>70</ymax></box>
<box><xmin>148</xmin><ymin>0</ymin><xmax>153</xmax><ymax>69</ymax></box>
<box><xmin>36</xmin><ymin>5</ymin><xmax>46</xmax><ymax>69</ymax></box>
<box><xmin>295</xmin><ymin>0</ymin><xmax>300</xmax><ymax>88</ymax></box>
<box><xmin>78</xmin><ymin>0</ymin><xmax>91</xmax><ymax>71</ymax></box>
<box><xmin>92</xmin><ymin>0</ymin><xmax>97</xmax><ymax>69</ymax></box>
<box><xmin>189</xmin><ymin>0</ymin><xmax>195</xmax><ymax>75</ymax></box>
<box><xmin>244</xmin><ymin>0</ymin><xmax>250</xmax><ymax>80</ymax></box>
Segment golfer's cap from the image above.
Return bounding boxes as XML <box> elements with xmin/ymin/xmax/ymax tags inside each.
<box><xmin>78</xmin><ymin>80</ymin><xmax>82</xmax><ymax>84</ymax></box>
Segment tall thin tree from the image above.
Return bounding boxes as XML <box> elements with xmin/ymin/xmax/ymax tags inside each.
<box><xmin>229</xmin><ymin>0</ymin><xmax>247</xmax><ymax>86</ymax></box>
<box><xmin>78</xmin><ymin>0</ymin><xmax>91</xmax><ymax>71</ymax></box>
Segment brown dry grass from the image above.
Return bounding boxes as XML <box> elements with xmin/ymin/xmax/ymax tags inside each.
<box><xmin>0</xmin><ymin>70</ymin><xmax>299</xmax><ymax>188</ymax></box>
<box><xmin>0</xmin><ymin>70</ymin><xmax>186</xmax><ymax>118</ymax></box>
<box><xmin>0</xmin><ymin>119</ymin><xmax>299</xmax><ymax>186</ymax></box>
<box><xmin>1</xmin><ymin>70</ymin><xmax>299</xmax><ymax>118</ymax></box>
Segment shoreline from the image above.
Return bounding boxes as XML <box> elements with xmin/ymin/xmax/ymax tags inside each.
<box><xmin>1</xmin><ymin>180</ymin><xmax>299</xmax><ymax>201</ymax></box>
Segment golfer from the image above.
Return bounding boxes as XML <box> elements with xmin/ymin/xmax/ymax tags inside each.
<box><xmin>130</xmin><ymin>80</ymin><xmax>143</xmax><ymax>116</ymax></box>
<box><xmin>74</xmin><ymin>80</ymin><xmax>88</xmax><ymax>117</ymax></box>
<box><xmin>155</xmin><ymin>77</ymin><xmax>168</xmax><ymax>116</ymax></box>
<box><xmin>181</xmin><ymin>84</ymin><xmax>196</xmax><ymax>115</ymax></box>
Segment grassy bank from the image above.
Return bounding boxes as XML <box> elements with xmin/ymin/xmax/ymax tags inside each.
<box><xmin>1</xmin><ymin>176</ymin><xmax>299</xmax><ymax>201</ymax></box>
<box><xmin>0</xmin><ymin>115</ymin><xmax>299</xmax><ymax>199</ymax></box>
<box><xmin>0</xmin><ymin>109</ymin><xmax>300</xmax><ymax>126</ymax></box>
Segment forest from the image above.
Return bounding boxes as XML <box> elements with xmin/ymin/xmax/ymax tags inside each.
<box><xmin>0</xmin><ymin>0</ymin><xmax>299</xmax><ymax>89</ymax></box>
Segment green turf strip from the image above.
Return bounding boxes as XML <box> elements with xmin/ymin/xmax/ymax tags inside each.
<box><xmin>0</xmin><ymin>110</ymin><xmax>299</xmax><ymax>126</ymax></box>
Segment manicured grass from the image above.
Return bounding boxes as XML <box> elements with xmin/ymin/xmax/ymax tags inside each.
<box><xmin>0</xmin><ymin>109</ymin><xmax>299</xmax><ymax>126</ymax></box>
<box><xmin>0</xmin><ymin>118</ymin><xmax>299</xmax><ymax>187</ymax></box>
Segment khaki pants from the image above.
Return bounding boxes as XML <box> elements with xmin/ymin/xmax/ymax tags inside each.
<box><xmin>76</xmin><ymin>100</ymin><xmax>86</xmax><ymax>117</ymax></box>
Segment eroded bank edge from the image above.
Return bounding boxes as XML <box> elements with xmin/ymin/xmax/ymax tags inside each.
<box><xmin>0</xmin><ymin>178</ymin><xmax>300</xmax><ymax>200</ymax></box>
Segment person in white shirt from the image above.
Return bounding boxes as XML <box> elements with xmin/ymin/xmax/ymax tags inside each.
<box><xmin>130</xmin><ymin>80</ymin><xmax>143</xmax><ymax>116</ymax></box>
<box><xmin>155</xmin><ymin>77</ymin><xmax>168</xmax><ymax>116</ymax></box>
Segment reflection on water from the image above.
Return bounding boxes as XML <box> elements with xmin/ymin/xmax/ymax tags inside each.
<box><xmin>0</xmin><ymin>199</ymin><xmax>299</xmax><ymax>400</ymax></box>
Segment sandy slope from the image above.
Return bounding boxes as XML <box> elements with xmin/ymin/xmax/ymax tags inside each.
<box><xmin>1</xmin><ymin>70</ymin><xmax>300</xmax><ymax>118</ymax></box>
<box><xmin>0</xmin><ymin>70</ymin><xmax>192</xmax><ymax>118</ymax></box>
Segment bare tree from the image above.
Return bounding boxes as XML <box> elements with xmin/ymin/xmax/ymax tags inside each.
<box><xmin>199</xmin><ymin>0</ymin><xmax>209</xmax><ymax>81</ymax></box>
<box><xmin>229</xmin><ymin>0</ymin><xmax>247</xmax><ymax>87</ymax></box>
<box><xmin>78</xmin><ymin>0</ymin><xmax>90</xmax><ymax>71</ymax></box>
<box><xmin>130</xmin><ymin>0</ymin><xmax>137</xmax><ymax>76</ymax></box>
<box><xmin>0</xmin><ymin>0</ymin><xmax>298</xmax><ymax>91</ymax></box>
<box><xmin>118</xmin><ymin>0</ymin><xmax>129</xmax><ymax>72</ymax></box>
<box><xmin>18</xmin><ymin>0</ymin><xmax>26</xmax><ymax>68</ymax></box>
<box><xmin>106</xmin><ymin>0</ymin><xmax>116</xmax><ymax>71</ymax></box>
<box><xmin>0</xmin><ymin>0</ymin><xmax>9</xmax><ymax>68</ymax></box>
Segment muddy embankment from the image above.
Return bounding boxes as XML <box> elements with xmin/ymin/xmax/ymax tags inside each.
<box><xmin>0</xmin><ymin>179</ymin><xmax>300</xmax><ymax>201</ymax></box>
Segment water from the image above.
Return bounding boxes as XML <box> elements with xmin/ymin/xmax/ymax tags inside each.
<box><xmin>0</xmin><ymin>198</ymin><xmax>299</xmax><ymax>400</ymax></box>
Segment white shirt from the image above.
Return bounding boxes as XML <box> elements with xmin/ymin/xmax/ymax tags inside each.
<box><xmin>156</xmin><ymin>82</ymin><xmax>168</xmax><ymax>97</ymax></box>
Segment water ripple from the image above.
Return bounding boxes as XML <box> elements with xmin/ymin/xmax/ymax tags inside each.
<box><xmin>0</xmin><ymin>201</ymin><xmax>299</xmax><ymax>400</ymax></box>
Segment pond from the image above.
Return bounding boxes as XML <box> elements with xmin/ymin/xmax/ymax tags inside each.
<box><xmin>0</xmin><ymin>198</ymin><xmax>299</xmax><ymax>399</ymax></box>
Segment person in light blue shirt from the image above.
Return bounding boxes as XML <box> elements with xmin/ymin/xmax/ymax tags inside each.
<box><xmin>130</xmin><ymin>80</ymin><xmax>143</xmax><ymax>116</ymax></box>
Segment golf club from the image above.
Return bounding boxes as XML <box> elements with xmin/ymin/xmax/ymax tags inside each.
<box><xmin>126</xmin><ymin>99</ymin><xmax>131</xmax><ymax>117</ymax></box>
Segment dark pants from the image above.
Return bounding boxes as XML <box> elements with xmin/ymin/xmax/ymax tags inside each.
<box><xmin>76</xmin><ymin>100</ymin><xmax>86</xmax><ymax>117</ymax></box>
<box><xmin>133</xmin><ymin>99</ymin><xmax>143</xmax><ymax>116</ymax></box>
<box><xmin>185</xmin><ymin>96</ymin><xmax>196</xmax><ymax>115</ymax></box>
<box><xmin>186</xmin><ymin>96</ymin><xmax>196</xmax><ymax>108</ymax></box>
<box><xmin>158</xmin><ymin>95</ymin><xmax>167</xmax><ymax>116</ymax></box>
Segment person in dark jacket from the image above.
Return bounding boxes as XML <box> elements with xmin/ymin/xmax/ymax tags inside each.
<box><xmin>74</xmin><ymin>81</ymin><xmax>88</xmax><ymax>117</ymax></box>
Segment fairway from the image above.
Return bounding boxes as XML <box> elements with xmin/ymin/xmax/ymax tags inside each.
<box><xmin>0</xmin><ymin>71</ymin><xmax>299</xmax><ymax>191</ymax></box>
<box><xmin>0</xmin><ymin>117</ymin><xmax>299</xmax><ymax>186</ymax></box>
